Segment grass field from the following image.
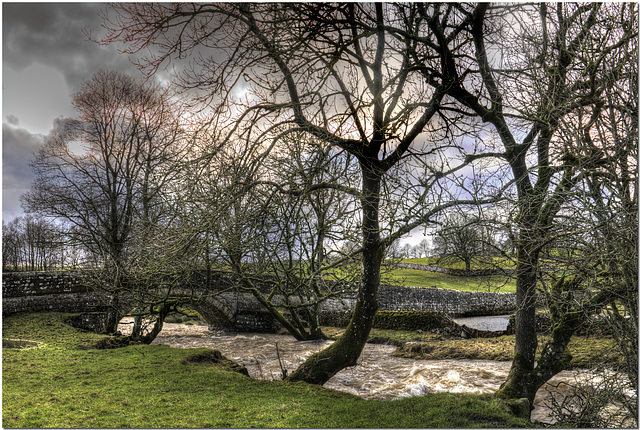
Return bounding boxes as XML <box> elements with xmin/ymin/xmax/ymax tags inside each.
<box><xmin>384</xmin><ymin>267</ymin><xmax>517</xmax><ymax>293</ymax></box>
<box><xmin>382</xmin><ymin>258</ymin><xmax>518</xmax><ymax>293</ymax></box>
<box><xmin>2</xmin><ymin>312</ymin><xmax>534</xmax><ymax>428</ymax></box>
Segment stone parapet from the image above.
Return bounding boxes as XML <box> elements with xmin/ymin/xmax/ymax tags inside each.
<box><xmin>2</xmin><ymin>270</ymin><xmax>92</xmax><ymax>297</ymax></box>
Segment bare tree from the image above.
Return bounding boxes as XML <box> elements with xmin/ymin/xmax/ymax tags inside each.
<box><xmin>413</xmin><ymin>239</ymin><xmax>431</xmax><ymax>259</ymax></box>
<box><xmin>419</xmin><ymin>2</ymin><xmax>637</xmax><ymax>403</ymax></box>
<box><xmin>541</xmin><ymin>47</ymin><xmax>638</xmax><ymax>425</ymax></box>
<box><xmin>99</xmin><ymin>3</ymin><xmax>503</xmax><ymax>384</ymax></box>
<box><xmin>3</xmin><ymin>218</ymin><xmax>22</xmax><ymax>271</ymax></box>
<box><xmin>22</xmin><ymin>70</ymin><xmax>187</xmax><ymax>335</ymax></box>
<box><xmin>2</xmin><ymin>215</ymin><xmax>67</xmax><ymax>271</ymax></box>
<box><xmin>433</xmin><ymin>213</ymin><xmax>484</xmax><ymax>272</ymax></box>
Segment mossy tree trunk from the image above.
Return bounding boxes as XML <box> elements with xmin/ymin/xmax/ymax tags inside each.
<box><xmin>287</xmin><ymin>162</ymin><xmax>383</xmax><ymax>385</ymax></box>
<box><xmin>497</xmin><ymin>274</ymin><xmax>615</xmax><ymax>403</ymax></box>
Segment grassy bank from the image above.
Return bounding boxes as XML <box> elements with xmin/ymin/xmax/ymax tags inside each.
<box><xmin>381</xmin><ymin>257</ymin><xmax>517</xmax><ymax>293</ymax></box>
<box><xmin>358</xmin><ymin>328</ymin><xmax>622</xmax><ymax>369</ymax></box>
<box><xmin>3</xmin><ymin>312</ymin><xmax>533</xmax><ymax>428</ymax></box>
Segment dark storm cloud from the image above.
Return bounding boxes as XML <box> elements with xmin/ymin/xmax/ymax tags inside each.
<box><xmin>3</xmin><ymin>3</ymin><xmax>143</xmax><ymax>221</ymax></box>
<box><xmin>2</xmin><ymin>117</ymin><xmax>82</xmax><ymax>220</ymax></box>
<box><xmin>2</xmin><ymin>2</ymin><xmax>138</xmax><ymax>92</ymax></box>
<box><xmin>5</xmin><ymin>114</ymin><xmax>20</xmax><ymax>127</ymax></box>
<box><xmin>2</xmin><ymin>122</ymin><xmax>44</xmax><ymax>219</ymax></box>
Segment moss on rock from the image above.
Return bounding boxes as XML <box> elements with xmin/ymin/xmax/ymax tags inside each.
<box><xmin>182</xmin><ymin>349</ymin><xmax>249</xmax><ymax>376</ymax></box>
<box><xmin>372</xmin><ymin>310</ymin><xmax>449</xmax><ymax>331</ymax></box>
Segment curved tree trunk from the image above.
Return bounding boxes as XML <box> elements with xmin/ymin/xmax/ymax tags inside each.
<box><xmin>496</xmin><ymin>272</ymin><xmax>615</xmax><ymax>404</ymax></box>
<box><xmin>129</xmin><ymin>301</ymin><xmax>174</xmax><ymax>344</ymax></box>
<box><xmin>287</xmin><ymin>163</ymin><xmax>383</xmax><ymax>385</ymax></box>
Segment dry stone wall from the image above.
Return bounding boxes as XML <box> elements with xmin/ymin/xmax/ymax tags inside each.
<box><xmin>394</xmin><ymin>262</ymin><xmax>517</xmax><ymax>277</ymax></box>
<box><xmin>2</xmin><ymin>271</ymin><xmax>106</xmax><ymax>316</ymax></box>
<box><xmin>378</xmin><ymin>285</ymin><xmax>516</xmax><ymax>316</ymax></box>
<box><xmin>3</xmin><ymin>270</ymin><xmax>91</xmax><ymax>297</ymax></box>
<box><xmin>3</xmin><ymin>271</ymin><xmax>518</xmax><ymax>332</ymax></box>
<box><xmin>318</xmin><ymin>284</ymin><xmax>516</xmax><ymax>326</ymax></box>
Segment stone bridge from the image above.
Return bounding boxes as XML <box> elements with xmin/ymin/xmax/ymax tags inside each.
<box><xmin>2</xmin><ymin>271</ymin><xmax>518</xmax><ymax>332</ymax></box>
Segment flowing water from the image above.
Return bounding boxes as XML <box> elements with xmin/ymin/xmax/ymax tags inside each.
<box><xmin>453</xmin><ymin>314</ymin><xmax>511</xmax><ymax>332</ymax></box>
<box><xmin>119</xmin><ymin>320</ymin><xmax>632</xmax><ymax>425</ymax></box>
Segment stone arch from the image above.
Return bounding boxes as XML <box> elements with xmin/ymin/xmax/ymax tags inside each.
<box><xmin>190</xmin><ymin>295</ymin><xmax>237</xmax><ymax>330</ymax></box>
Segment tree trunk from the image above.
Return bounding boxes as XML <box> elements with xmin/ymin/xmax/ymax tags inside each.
<box><xmin>104</xmin><ymin>294</ymin><xmax>122</xmax><ymax>334</ymax></box>
<box><xmin>287</xmin><ymin>162</ymin><xmax>382</xmax><ymax>385</ymax></box>
<box><xmin>496</xmin><ymin>239</ymin><xmax>540</xmax><ymax>402</ymax></box>
<box><xmin>132</xmin><ymin>314</ymin><xmax>143</xmax><ymax>338</ymax></box>
<box><xmin>307</xmin><ymin>303</ymin><xmax>327</xmax><ymax>340</ymax></box>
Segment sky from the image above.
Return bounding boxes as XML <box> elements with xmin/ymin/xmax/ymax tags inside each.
<box><xmin>1</xmin><ymin>2</ymin><xmax>433</xmax><ymax>247</ymax></box>
<box><xmin>2</xmin><ymin>2</ymin><xmax>141</xmax><ymax>221</ymax></box>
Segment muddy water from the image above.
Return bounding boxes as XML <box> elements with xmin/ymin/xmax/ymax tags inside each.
<box><xmin>118</xmin><ymin>321</ymin><xmax>605</xmax><ymax>424</ymax></box>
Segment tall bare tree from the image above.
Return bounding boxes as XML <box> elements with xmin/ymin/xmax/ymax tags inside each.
<box><xmin>418</xmin><ymin>2</ymin><xmax>637</xmax><ymax>403</ymax></box>
<box><xmin>22</xmin><ymin>70</ymin><xmax>187</xmax><ymax>334</ymax></box>
<box><xmin>99</xmin><ymin>3</ymin><xmax>501</xmax><ymax>383</ymax></box>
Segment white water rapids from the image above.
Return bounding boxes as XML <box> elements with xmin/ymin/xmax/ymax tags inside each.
<box><xmin>119</xmin><ymin>320</ymin><xmax>632</xmax><ymax>425</ymax></box>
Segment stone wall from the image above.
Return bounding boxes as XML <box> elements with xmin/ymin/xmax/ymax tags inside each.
<box><xmin>3</xmin><ymin>271</ymin><xmax>518</xmax><ymax>332</ymax></box>
<box><xmin>394</xmin><ymin>262</ymin><xmax>517</xmax><ymax>277</ymax></box>
<box><xmin>319</xmin><ymin>284</ymin><xmax>516</xmax><ymax>320</ymax></box>
<box><xmin>2</xmin><ymin>271</ymin><xmax>106</xmax><ymax>316</ymax></box>
<box><xmin>378</xmin><ymin>285</ymin><xmax>516</xmax><ymax>316</ymax></box>
<box><xmin>3</xmin><ymin>270</ymin><xmax>91</xmax><ymax>297</ymax></box>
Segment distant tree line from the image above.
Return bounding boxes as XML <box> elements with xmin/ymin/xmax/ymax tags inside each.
<box><xmin>2</xmin><ymin>216</ymin><xmax>87</xmax><ymax>271</ymax></box>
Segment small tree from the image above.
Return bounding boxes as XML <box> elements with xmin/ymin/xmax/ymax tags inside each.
<box><xmin>433</xmin><ymin>213</ymin><xmax>483</xmax><ymax>272</ymax></box>
<box><xmin>413</xmin><ymin>239</ymin><xmax>431</xmax><ymax>259</ymax></box>
<box><xmin>176</xmin><ymin>132</ymin><xmax>362</xmax><ymax>341</ymax></box>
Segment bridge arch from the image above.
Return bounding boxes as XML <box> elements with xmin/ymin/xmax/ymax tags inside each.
<box><xmin>188</xmin><ymin>295</ymin><xmax>237</xmax><ymax>329</ymax></box>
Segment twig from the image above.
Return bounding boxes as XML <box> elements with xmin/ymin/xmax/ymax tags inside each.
<box><xmin>275</xmin><ymin>342</ymin><xmax>288</xmax><ymax>379</ymax></box>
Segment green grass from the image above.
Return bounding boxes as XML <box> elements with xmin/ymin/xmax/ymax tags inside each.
<box><xmin>384</xmin><ymin>267</ymin><xmax>517</xmax><ymax>293</ymax></box>
<box><xmin>3</xmin><ymin>312</ymin><xmax>533</xmax><ymax>428</ymax></box>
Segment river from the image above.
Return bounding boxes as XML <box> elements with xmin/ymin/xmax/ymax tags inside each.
<box><xmin>119</xmin><ymin>320</ymin><xmax>619</xmax><ymax>425</ymax></box>
<box><xmin>453</xmin><ymin>314</ymin><xmax>511</xmax><ymax>332</ymax></box>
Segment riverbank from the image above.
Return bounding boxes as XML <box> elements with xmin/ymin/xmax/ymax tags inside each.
<box><xmin>325</xmin><ymin>325</ymin><xmax>622</xmax><ymax>369</ymax></box>
<box><xmin>3</xmin><ymin>312</ymin><xmax>534</xmax><ymax>428</ymax></box>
